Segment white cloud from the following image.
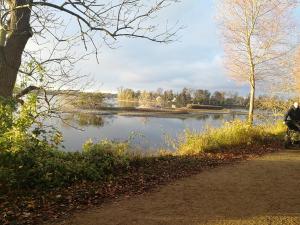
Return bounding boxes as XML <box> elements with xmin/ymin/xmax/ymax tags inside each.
<box><xmin>27</xmin><ymin>0</ymin><xmax>250</xmax><ymax>95</ymax></box>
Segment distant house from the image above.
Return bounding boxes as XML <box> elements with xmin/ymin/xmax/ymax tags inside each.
<box><xmin>171</xmin><ymin>97</ymin><xmax>177</xmax><ymax>109</ymax></box>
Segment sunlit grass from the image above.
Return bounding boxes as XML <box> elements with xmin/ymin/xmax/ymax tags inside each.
<box><xmin>176</xmin><ymin>120</ymin><xmax>285</xmax><ymax>155</ymax></box>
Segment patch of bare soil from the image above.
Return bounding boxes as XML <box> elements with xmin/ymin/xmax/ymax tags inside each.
<box><xmin>59</xmin><ymin>150</ymin><xmax>300</xmax><ymax>225</ymax></box>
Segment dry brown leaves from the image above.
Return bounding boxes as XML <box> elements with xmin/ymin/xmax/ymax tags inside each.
<box><xmin>0</xmin><ymin>143</ymin><xmax>281</xmax><ymax>225</ymax></box>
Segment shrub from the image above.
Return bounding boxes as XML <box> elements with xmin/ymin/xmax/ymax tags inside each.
<box><xmin>0</xmin><ymin>96</ymin><xmax>40</xmax><ymax>152</ymax></box>
<box><xmin>82</xmin><ymin>139</ymin><xmax>130</xmax><ymax>178</ymax></box>
<box><xmin>0</xmin><ymin>96</ymin><xmax>132</xmax><ymax>193</ymax></box>
<box><xmin>0</xmin><ymin>95</ymin><xmax>63</xmax><ymax>152</ymax></box>
<box><xmin>0</xmin><ymin>139</ymin><xmax>130</xmax><ymax>193</ymax></box>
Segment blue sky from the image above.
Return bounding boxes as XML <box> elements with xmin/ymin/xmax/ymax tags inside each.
<box><xmin>54</xmin><ymin>1</ymin><xmax>299</xmax><ymax>95</ymax></box>
<box><xmin>73</xmin><ymin>0</ymin><xmax>251</xmax><ymax>94</ymax></box>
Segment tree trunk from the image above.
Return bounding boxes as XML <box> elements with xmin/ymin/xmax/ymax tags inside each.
<box><xmin>0</xmin><ymin>0</ymin><xmax>32</xmax><ymax>99</ymax></box>
<box><xmin>0</xmin><ymin>56</ymin><xmax>19</xmax><ymax>98</ymax></box>
<box><xmin>248</xmin><ymin>79</ymin><xmax>255</xmax><ymax>125</ymax></box>
<box><xmin>246</xmin><ymin>34</ymin><xmax>255</xmax><ymax>125</ymax></box>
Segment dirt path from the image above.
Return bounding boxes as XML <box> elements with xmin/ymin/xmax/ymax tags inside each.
<box><xmin>60</xmin><ymin>150</ymin><xmax>300</xmax><ymax>225</ymax></box>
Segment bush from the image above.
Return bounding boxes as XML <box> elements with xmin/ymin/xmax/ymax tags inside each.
<box><xmin>0</xmin><ymin>96</ymin><xmax>132</xmax><ymax>193</ymax></box>
<box><xmin>0</xmin><ymin>140</ymin><xmax>130</xmax><ymax>193</ymax></box>
<box><xmin>0</xmin><ymin>95</ymin><xmax>58</xmax><ymax>152</ymax></box>
<box><xmin>1</xmin><ymin>97</ymin><xmax>35</xmax><ymax>151</ymax></box>
<box><xmin>82</xmin><ymin>139</ymin><xmax>130</xmax><ymax>181</ymax></box>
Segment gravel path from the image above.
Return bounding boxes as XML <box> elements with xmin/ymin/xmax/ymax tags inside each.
<box><xmin>60</xmin><ymin>150</ymin><xmax>300</xmax><ymax>225</ymax></box>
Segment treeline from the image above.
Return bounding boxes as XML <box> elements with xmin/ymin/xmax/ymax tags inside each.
<box><xmin>71</xmin><ymin>92</ymin><xmax>104</xmax><ymax>109</ymax></box>
<box><xmin>45</xmin><ymin>90</ymin><xmax>117</xmax><ymax>98</ymax></box>
<box><xmin>118</xmin><ymin>87</ymin><xmax>249</xmax><ymax>107</ymax></box>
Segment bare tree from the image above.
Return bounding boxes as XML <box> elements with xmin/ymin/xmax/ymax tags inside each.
<box><xmin>216</xmin><ymin>0</ymin><xmax>297</xmax><ymax>124</ymax></box>
<box><xmin>0</xmin><ymin>0</ymin><xmax>180</xmax><ymax>100</ymax></box>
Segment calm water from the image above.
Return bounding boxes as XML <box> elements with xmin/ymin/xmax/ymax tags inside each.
<box><xmin>50</xmin><ymin>112</ymin><xmax>247</xmax><ymax>151</ymax></box>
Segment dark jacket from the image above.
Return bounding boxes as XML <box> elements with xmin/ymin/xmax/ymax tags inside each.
<box><xmin>284</xmin><ymin>106</ymin><xmax>300</xmax><ymax>121</ymax></box>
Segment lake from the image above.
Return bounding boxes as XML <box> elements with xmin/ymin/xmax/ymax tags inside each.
<box><xmin>50</xmin><ymin>112</ymin><xmax>247</xmax><ymax>151</ymax></box>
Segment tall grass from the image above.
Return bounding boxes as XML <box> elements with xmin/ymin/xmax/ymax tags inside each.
<box><xmin>0</xmin><ymin>118</ymin><xmax>286</xmax><ymax>192</ymax></box>
<box><xmin>177</xmin><ymin>120</ymin><xmax>285</xmax><ymax>155</ymax></box>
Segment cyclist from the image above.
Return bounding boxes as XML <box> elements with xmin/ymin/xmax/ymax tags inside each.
<box><xmin>284</xmin><ymin>102</ymin><xmax>300</xmax><ymax>131</ymax></box>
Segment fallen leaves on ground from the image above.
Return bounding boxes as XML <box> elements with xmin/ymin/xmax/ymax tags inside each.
<box><xmin>0</xmin><ymin>143</ymin><xmax>281</xmax><ymax>225</ymax></box>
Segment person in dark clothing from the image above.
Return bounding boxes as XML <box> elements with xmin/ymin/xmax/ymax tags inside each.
<box><xmin>284</xmin><ymin>102</ymin><xmax>300</xmax><ymax>131</ymax></box>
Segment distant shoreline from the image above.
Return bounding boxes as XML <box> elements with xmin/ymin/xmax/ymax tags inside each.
<box><xmin>60</xmin><ymin>106</ymin><xmax>248</xmax><ymax>118</ymax></box>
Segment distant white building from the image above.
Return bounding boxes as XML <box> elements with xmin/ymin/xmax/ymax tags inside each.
<box><xmin>171</xmin><ymin>97</ymin><xmax>177</xmax><ymax>108</ymax></box>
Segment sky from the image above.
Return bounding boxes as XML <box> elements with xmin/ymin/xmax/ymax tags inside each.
<box><xmin>73</xmin><ymin>0</ymin><xmax>252</xmax><ymax>95</ymax></box>
<box><xmin>29</xmin><ymin>1</ymin><xmax>300</xmax><ymax>95</ymax></box>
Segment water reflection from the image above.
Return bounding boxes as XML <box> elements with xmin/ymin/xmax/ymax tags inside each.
<box><xmin>53</xmin><ymin>112</ymin><xmax>247</xmax><ymax>152</ymax></box>
<box><xmin>64</xmin><ymin>113</ymin><xmax>106</xmax><ymax>127</ymax></box>
<box><xmin>195</xmin><ymin>114</ymin><xmax>210</xmax><ymax>120</ymax></box>
<box><xmin>138</xmin><ymin>117</ymin><xmax>151</xmax><ymax>125</ymax></box>
<box><xmin>212</xmin><ymin>114</ymin><xmax>223</xmax><ymax>120</ymax></box>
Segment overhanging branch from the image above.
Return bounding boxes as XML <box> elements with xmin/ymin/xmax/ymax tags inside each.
<box><xmin>15</xmin><ymin>85</ymin><xmax>40</xmax><ymax>99</ymax></box>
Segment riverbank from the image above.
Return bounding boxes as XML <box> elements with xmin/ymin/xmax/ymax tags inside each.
<box><xmin>1</xmin><ymin>144</ymin><xmax>282</xmax><ymax>225</ymax></box>
<box><xmin>0</xmin><ymin>121</ymin><xmax>285</xmax><ymax>225</ymax></box>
